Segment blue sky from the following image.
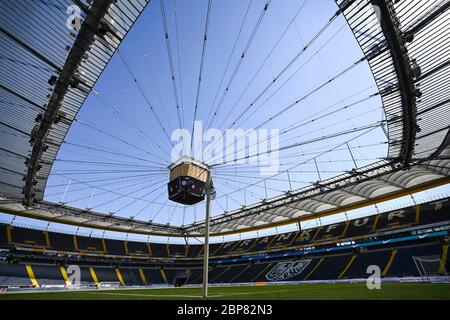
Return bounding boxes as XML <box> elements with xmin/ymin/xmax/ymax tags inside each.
<box><xmin>2</xmin><ymin>0</ymin><xmax>449</xmax><ymax>243</ymax></box>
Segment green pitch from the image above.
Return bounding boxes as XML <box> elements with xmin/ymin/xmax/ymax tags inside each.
<box><xmin>1</xmin><ymin>282</ymin><xmax>449</xmax><ymax>300</ymax></box>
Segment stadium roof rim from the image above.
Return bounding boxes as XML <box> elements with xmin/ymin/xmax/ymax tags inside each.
<box><xmin>0</xmin><ymin>0</ymin><xmax>450</xmax><ymax>237</ymax></box>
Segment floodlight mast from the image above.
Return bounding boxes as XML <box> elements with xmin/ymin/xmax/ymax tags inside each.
<box><xmin>202</xmin><ymin>169</ymin><xmax>212</xmax><ymax>298</ymax></box>
<box><xmin>168</xmin><ymin>156</ymin><xmax>212</xmax><ymax>297</ymax></box>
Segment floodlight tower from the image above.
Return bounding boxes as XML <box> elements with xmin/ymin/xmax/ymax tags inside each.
<box><xmin>168</xmin><ymin>156</ymin><xmax>213</xmax><ymax>298</ymax></box>
<box><xmin>202</xmin><ymin>170</ymin><xmax>212</xmax><ymax>298</ymax></box>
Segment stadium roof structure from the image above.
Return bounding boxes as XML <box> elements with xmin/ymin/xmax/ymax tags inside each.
<box><xmin>0</xmin><ymin>0</ymin><xmax>450</xmax><ymax>237</ymax></box>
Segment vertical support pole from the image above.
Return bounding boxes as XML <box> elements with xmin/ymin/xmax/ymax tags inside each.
<box><xmin>314</xmin><ymin>158</ymin><xmax>322</xmax><ymax>181</ymax></box>
<box><xmin>410</xmin><ymin>194</ymin><xmax>417</xmax><ymax>205</ymax></box>
<box><xmin>203</xmin><ymin>170</ymin><xmax>212</xmax><ymax>298</ymax></box>
<box><xmin>109</xmin><ymin>198</ymin><xmax>116</xmax><ymax>214</ymax></box>
<box><xmin>286</xmin><ymin>170</ymin><xmax>293</xmax><ymax>191</ymax></box>
<box><xmin>60</xmin><ymin>179</ymin><xmax>71</xmax><ymax>204</ymax></box>
<box><xmin>263</xmin><ymin>180</ymin><xmax>268</xmax><ymax>199</ymax></box>
<box><xmin>375</xmin><ymin>203</ymin><xmax>380</xmax><ymax>214</ymax></box>
<box><xmin>87</xmin><ymin>188</ymin><xmax>96</xmax><ymax>210</ymax></box>
<box><xmin>346</xmin><ymin>142</ymin><xmax>358</xmax><ymax>169</ymax></box>
<box><xmin>380</xmin><ymin>111</ymin><xmax>389</xmax><ymax>139</ymax></box>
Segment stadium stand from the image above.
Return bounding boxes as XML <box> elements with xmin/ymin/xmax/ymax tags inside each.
<box><xmin>386</xmin><ymin>243</ymin><xmax>445</xmax><ymax>277</ymax></box>
<box><xmin>80</xmin><ymin>266</ymin><xmax>98</xmax><ymax>286</ymax></box>
<box><xmin>419</xmin><ymin>200</ymin><xmax>450</xmax><ymax>225</ymax></box>
<box><xmin>9</xmin><ymin>227</ymin><xmax>47</xmax><ymax>247</ymax></box>
<box><xmin>76</xmin><ymin>236</ymin><xmax>104</xmax><ymax>253</ymax></box>
<box><xmin>126</xmin><ymin>241</ymin><xmax>150</xmax><ymax>256</ymax></box>
<box><xmin>168</xmin><ymin>244</ymin><xmax>188</xmax><ymax>257</ymax></box>
<box><xmin>163</xmin><ymin>268</ymin><xmax>180</xmax><ymax>284</ymax></box>
<box><xmin>0</xmin><ymin>198</ymin><xmax>449</xmax><ymax>288</ymax></box>
<box><xmin>30</xmin><ymin>264</ymin><xmax>66</xmax><ymax>286</ymax></box>
<box><xmin>0</xmin><ymin>240</ymin><xmax>448</xmax><ymax>287</ymax></box>
<box><xmin>1</xmin><ymin>200</ymin><xmax>448</xmax><ymax>263</ymax></box>
<box><xmin>343</xmin><ymin>250</ymin><xmax>392</xmax><ymax>279</ymax></box>
<box><xmin>232</xmin><ymin>239</ymin><xmax>258</xmax><ymax>254</ymax></box>
<box><xmin>186</xmin><ymin>244</ymin><xmax>203</xmax><ymax>258</ymax></box>
<box><xmin>0</xmin><ymin>224</ymin><xmax>8</xmax><ymax>245</ymax></box>
<box><xmin>94</xmin><ymin>266</ymin><xmax>121</xmax><ymax>284</ymax></box>
<box><xmin>211</xmin><ymin>242</ymin><xmax>236</xmax><ymax>256</ymax></box>
<box><xmin>0</xmin><ymin>264</ymin><xmax>31</xmax><ymax>286</ymax></box>
<box><xmin>47</xmin><ymin>232</ymin><xmax>75</xmax><ymax>251</ymax></box>
<box><xmin>149</xmin><ymin>243</ymin><xmax>169</xmax><ymax>258</ymax></box>
<box><xmin>119</xmin><ymin>268</ymin><xmax>142</xmax><ymax>286</ymax></box>
<box><xmin>232</xmin><ymin>262</ymin><xmax>272</xmax><ymax>283</ymax></box>
<box><xmin>141</xmin><ymin>268</ymin><xmax>166</xmax><ymax>285</ymax></box>
<box><xmin>307</xmin><ymin>254</ymin><xmax>353</xmax><ymax>281</ymax></box>
<box><xmin>104</xmin><ymin>239</ymin><xmax>128</xmax><ymax>256</ymax></box>
<box><xmin>342</xmin><ymin>216</ymin><xmax>376</xmax><ymax>238</ymax></box>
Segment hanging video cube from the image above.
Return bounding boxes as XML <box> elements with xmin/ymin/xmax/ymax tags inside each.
<box><xmin>168</xmin><ymin>156</ymin><xmax>209</xmax><ymax>205</ymax></box>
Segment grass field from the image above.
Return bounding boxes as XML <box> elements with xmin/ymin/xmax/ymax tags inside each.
<box><xmin>1</xmin><ymin>282</ymin><xmax>450</xmax><ymax>300</ymax></box>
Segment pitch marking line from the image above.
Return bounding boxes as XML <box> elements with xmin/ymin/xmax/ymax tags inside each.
<box><xmin>0</xmin><ymin>283</ymin><xmax>369</xmax><ymax>298</ymax></box>
<box><xmin>82</xmin><ymin>283</ymin><xmax>363</xmax><ymax>298</ymax></box>
<box><xmin>85</xmin><ymin>292</ymin><xmax>224</xmax><ymax>298</ymax></box>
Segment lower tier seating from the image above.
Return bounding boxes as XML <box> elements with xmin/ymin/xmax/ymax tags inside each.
<box><xmin>0</xmin><ymin>240</ymin><xmax>447</xmax><ymax>287</ymax></box>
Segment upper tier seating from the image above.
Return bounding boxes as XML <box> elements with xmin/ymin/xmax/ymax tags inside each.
<box><xmin>48</xmin><ymin>232</ymin><xmax>75</xmax><ymax>251</ymax></box>
<box><xmin>76</xmin><ymin>235</ymin><xmax>103</xmax><ymax>252</ymax></box>
<box><xmin>168</xmin><ymin>244</ymin><xmax>187</xmax><ymax>257</ymax></box>
<box><xmin>0</xmin><ymin>225</ymin><xmax>7</xmax><ymax>245</ymax></box>
<box><xmin>10</xmin><ymin>226</ymin><xmax>47</xmax><ymax>247</ymax></box>
<box><xmin>186</xmin><ymin>244</ymin><xmax>203</xmax><ymax>257</ymax></box>
<box><xmin>149</xmin><ymin>243</ymin><xmax>168</xmax><ymax>258</ymax></box>
<box><xmin>126</xmin><ymin>240</ymin><xmax>150</xmax><ymax>256</ymax></box>
<box><xmin>104</xmin><ymin>239</ymin><xmax>127</xmax><ymax>255</ymax></box>
<box><xmin>0</xmin><ymin>197</ymin><xmax>449</xmax><ymax>259</ymax></box>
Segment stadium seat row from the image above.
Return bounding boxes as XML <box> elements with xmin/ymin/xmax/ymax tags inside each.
<box><xmin>1</xmin><ymin>197</ymin><xmax>449</xmax><ymax>259</ymax></box>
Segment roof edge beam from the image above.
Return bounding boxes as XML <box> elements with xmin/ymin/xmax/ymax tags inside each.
<box><xmin>370</xmin><ymin>0</ymin><xmax>418</xmax><ymax>165</ymax></box>
<box><xmin>22</xmin><ymin>0</ymin><xmax>114</xmax><ymax>206</ymax></box>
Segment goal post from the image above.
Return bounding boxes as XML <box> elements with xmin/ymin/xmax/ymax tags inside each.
<box><xmin>97</xmin><ymin>282</ymin><xmax>121</xmax><ymax>289</ymax></box>
<box><xmin>413</xmin><ymin>255</ymin><xmax>447</xmax><ymax>280</ymax></box>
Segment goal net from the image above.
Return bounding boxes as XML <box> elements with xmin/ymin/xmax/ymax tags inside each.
<box><xmin>98</xmin><ymin>282</ymin><xmax>121</xmax><ymax>289</ymax></box>
<box><xmin>413</xmin><ymin>255</ymin><xmax>447</xmax><ymax>280</ymax></box>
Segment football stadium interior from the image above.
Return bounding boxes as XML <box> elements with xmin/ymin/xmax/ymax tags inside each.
<box><xmin>1</xmin><ymin>0</ymin><xmax>450</xmax><ymax>300</ymax></box>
